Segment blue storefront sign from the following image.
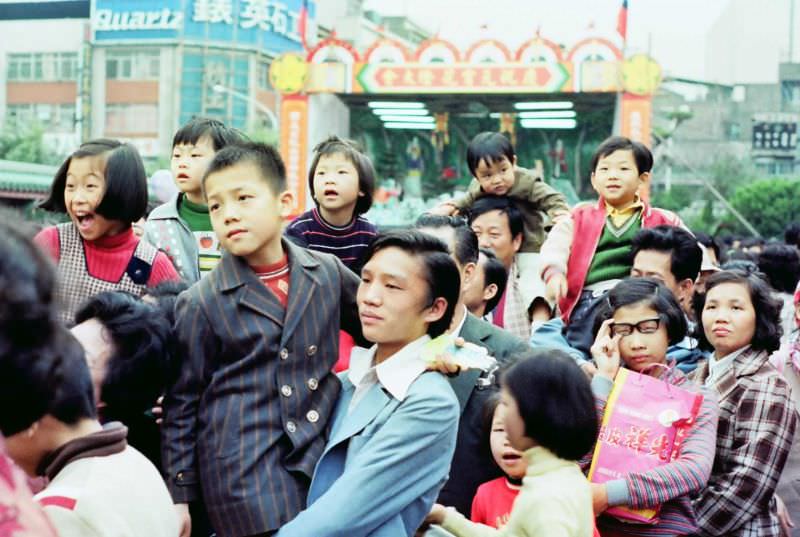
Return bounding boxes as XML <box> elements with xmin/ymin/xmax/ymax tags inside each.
<box><xmin>92</xmin><ymin>0</ymin><xmax>315</xmax><ymax>54</ymax></box>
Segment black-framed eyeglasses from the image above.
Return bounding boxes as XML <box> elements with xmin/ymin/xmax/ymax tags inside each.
<box><xmin>610</xmin><ymin>318</ymin><xmax>661</xmax><ymax>337</ymax></box>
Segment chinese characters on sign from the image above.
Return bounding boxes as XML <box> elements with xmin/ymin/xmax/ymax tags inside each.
<box><xmin>192</xmin><ymin>0</ymin><xmax>303</xmax><ymax>43</ymax></box>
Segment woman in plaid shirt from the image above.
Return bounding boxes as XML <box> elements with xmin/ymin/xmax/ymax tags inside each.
<box><xmin>693</xmin><ymin>270</ymin><xmax>797</xmax><ymax>537</ymax></box>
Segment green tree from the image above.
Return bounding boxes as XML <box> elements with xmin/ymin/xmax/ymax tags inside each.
<box><xmin>726</xmin><ymin>178</ymin><xmax>800</xmax><ymax>237</ymax></box>
<box><xmin>0</xmin><ymin>126</ymin><xmax>61</xmax><ymax>165</ymax></box>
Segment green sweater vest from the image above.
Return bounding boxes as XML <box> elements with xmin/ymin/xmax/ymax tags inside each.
<box><xmin>584</xmin><ymin>212</ymin><xmax>642</xmax><ymax>287</ymax></box>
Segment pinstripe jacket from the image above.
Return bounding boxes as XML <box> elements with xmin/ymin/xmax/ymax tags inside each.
<box><xmin>162</xmin><ymin>239</ymin><xmax>362</xmax><ymax>537</ymax></box>
<box><xmin>692</xmin><ymin>347</ymin><xmax>797</xmax><ymax>537</ymax></box>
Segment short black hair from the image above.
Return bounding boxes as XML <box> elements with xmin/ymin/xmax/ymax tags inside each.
<box><xmin>415</xmin><ymin>213</ymin><xmax>479</xmax><ymax>266</ymax></box>
<box><xmin>695</xmin><ymin>232</ymin><xmax>722</xmax><ymax>265</ymax></box>
<box><xmin>203</xmin><ymin>141</ymin><xmax>287</xmax><ymax>194</ymax></box>
<box><xmin>466</xmin><ymin>132</ymin><xmax>516</xmax><ymax>177</ymax></box>
<box><xmin>0</xmin><ymin>327</ymin><xmax>96</xmax><ymax>437</ymax></box>
<box><xmin>480</xmin><ymin>391</ymin><xmax>502</xmax><ymax>469</ymax></box>
<box><xmin>308</xmin><ymin>136</ymin><xmax>376</xmax><ymax>215</ymax></box>
<box><xmin>722</xmin><ymin>254</ymin><xmax>758</xmax><ymax>273</ymax></box>
<box><xmin>594</xmin><ymin>278</ymin><xmax>688</xmax><ymax>346</ymax></box>
<box><xmin>590</xmin><ymin>136</ymin><xmax>653</xmax><ymax>175</ymax></box>
<box><xmin>467</xmin><ymin>195</ymin><xmax>524</xmax><ymax>241</ymax></box>
<box><xmin>143</xmin><ymin>280</ymin><xmax>190</xmax><ymax>327</ymax></box>
<box><xmin>694</xmin><ymin>270</ymin><xmax>783</xmax><ymax>353</ymax></box>
<box><xmin>632</xmin><ymin>226</ymin><xmax>702</xmax><ymax>282</ymax></box>
<box><xmin>502</xmin><ymin>349</ymin><xmax>598</xmax><ymax>461</ymax></box>
<box><xmin>784</xmin><ymin>222</ymin><xmax>800</xmax><ymax>248</ymax></box>
<box><xmin>0</xmin><ymin>216</ymin><xmax>58</xmax><ymax>346</ymax></box>
<box><xmin>40</xmin><ymin>139</ymin><xmax>148</xmax><ymax>224</ymax></box>
<box><xmin>758</xmin><ymin>244</ymin><xmax>800</xmax><ymax>294</ymax></box>
<box><xmin>479</xmin><ymin>248</ymin><xmax>508</xmax><ymax>315</ymax></box>
<box><xmin>75</xmin><ymin>291</ymin><xmax>170</xmax><ymax>416</ymax></box>
<box><xmin>361</xmin><ymin>230</ymin><xmax>460</xmax><ymax>338</ymax></box>
<box><xmin>172</xmin><ymin>117</ymin><xmax>245</xmax><ymax>152</ymax></box>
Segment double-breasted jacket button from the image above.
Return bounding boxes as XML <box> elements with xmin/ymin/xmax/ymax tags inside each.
<box><xmin>307</xmin><ymin>378</ymin><xmax>319</xmax><ymax>391</ymax></box>
<box><xmin>306</xmin><ymin>410</ymin><xmax>319</xmax><ymax>423</ymax></box>
<box><xmin>279</xmin><ymin>348</ymin><xmax>289</xmax><ymax>360</ymax></box>
<box><xmin>306</xmin><ymin>345</ymin><xmax>317</xmax><ymax>356</ymax></box>
<box><xmin>286</xmin><ymin>420</ymin><xmax>297</xmax><ymax>433</ymax></box>
<box><xmin>281</xmin><ymin>385</ymin><xmax>293</xmax><ymax>397</ymax></box>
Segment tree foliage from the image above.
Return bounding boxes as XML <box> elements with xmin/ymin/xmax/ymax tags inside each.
<box><xmin>726</xmin><ymin>178</ymin><xmax>800</xmax><ymax>238</ymax></box>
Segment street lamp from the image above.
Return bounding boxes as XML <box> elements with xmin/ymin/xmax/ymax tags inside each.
<box><xmin>212</xmin><ymin>84</ymin><xmax>279</xmax><ymax>131</ymax></box>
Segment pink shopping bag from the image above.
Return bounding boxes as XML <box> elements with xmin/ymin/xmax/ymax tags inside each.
<box><xmin>587</xmin><ymin>367</ymin><xmax>704</xmax><ymax>524</ymax></box>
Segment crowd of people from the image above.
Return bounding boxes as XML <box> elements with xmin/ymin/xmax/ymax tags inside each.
<box><xmin>0</xmin><ymin>117</ymin><xmax>798</xmax><ymax>537</ymax></box>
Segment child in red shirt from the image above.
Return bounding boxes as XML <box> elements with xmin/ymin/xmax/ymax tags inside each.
<box><xmin>35</xmin><ymin>139</ymin><xmax>179</xmax><ymax>324</ymax></box>
<box><xmin>470</xmin><ymin>395</ymin><xmax>525</xmax><ymax>528</ymax></box>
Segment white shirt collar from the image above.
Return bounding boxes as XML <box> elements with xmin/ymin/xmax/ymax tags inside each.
<box><xmin>452</xmin><ymin>305</ymin><xmax>469</xmax><ymax>338</ymax></box>
<box><xmin>706</xmin><ymin>345</ymin><xmax>750</xmax><ymax>386</ymax></box>
<box><xmin>348</xmin><ymin>335</ymin><xmax>431</xmax><ymax>402</ymax></box>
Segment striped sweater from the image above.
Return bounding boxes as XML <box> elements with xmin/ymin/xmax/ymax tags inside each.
<box><xmin>284</xmin><ymin>208</ymin><xmax>378</xmax><ymax>273</ymax></box>
<box><xmin>584</xmin><ymin>368</ymin><xmax>719</xmax><ymax>536</ymax></box>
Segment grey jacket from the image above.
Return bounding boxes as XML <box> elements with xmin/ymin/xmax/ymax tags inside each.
<box><xmin>143</xmin><ymin>194</ymin><xmax>199</xmax><ymax>283</ymax></box>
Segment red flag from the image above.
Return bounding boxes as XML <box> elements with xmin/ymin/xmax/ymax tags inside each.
<box><xmin>298</xmin><ymin>0</ymin><xmax>308</xmax><ymax>49</ymax></box>
<box><xmin>617</xmin><ymin>0</ymin><xmax>628</xmax><ymax>41</ymax></box>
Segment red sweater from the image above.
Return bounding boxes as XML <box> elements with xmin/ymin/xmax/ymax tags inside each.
<box><xmin>561</xmin><ymin>200</ymin><xmax>683</xmax><ymax>322</ymax></box>
<box><xmin>35</xmin><ymin>226</ymin><xmax>179</xmax><ymax>286</ymax></box>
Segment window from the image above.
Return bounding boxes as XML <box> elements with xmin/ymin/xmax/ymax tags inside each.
<box><xmin>5</xmin><ymin>103</ymin><xmax>75</xmax><ymax>131</ymax></box>
<box><xmin>105</xmin><ymin>104</ymin><xmax>159</xmax><ymax>134</ymax></box>
<box><xmin>105</xmin><ymin>50</ymin><xmax>160</xmax><ymax>80</ymax></box>
<box><xmin>256</xmin><ymin>60</ymin><xmax>273</xmax><ymax>90</ymax></box>
<box><xmin>6</xmin><ymin>52</ymin><xmax>78</xmax><ymax>81</ymax></box>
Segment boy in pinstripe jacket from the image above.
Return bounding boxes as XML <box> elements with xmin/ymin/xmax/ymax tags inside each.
<box><xmin>162</xmin><ymin>142</ymin><xmax>364</xmax><ymax>537</ymax></box>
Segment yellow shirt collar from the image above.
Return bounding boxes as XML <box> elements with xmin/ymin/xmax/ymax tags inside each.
<box><xmin>605</xmin><ymin>196</ymin><xmax>644</xmax><ymax>227</ymax></box>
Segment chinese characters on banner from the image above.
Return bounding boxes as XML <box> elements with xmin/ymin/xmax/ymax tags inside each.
<box><xmin>192</xmin><ymin>0</ymin><xmax>303</xmax><ymax>43</ymax></box>
<box><xmin>279</xmin><ymin>95</ymin><xmax>309</xmax><ymax>216</ymax></box>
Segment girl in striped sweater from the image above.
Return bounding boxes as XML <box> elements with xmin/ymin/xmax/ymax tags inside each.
<box><xmin>588</xmin><ymin>278</ymin><xmax>719</xmax><ymax>536</ymax></box>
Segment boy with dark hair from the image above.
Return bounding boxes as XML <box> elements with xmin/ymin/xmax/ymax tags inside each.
<box><xmin>144</xmin><ymin>117</ymin><xmax>244</xmax><ymax>282</ymax></box>
<box><xmin>278</xmin><ymin>229</ymin><xmax>461</xmax><ymax>535</ymax></box>
<box><xmin>1</xmin><ymin>329</ymin><xmax>178</xmax><ymax>537</ymax></box>
<box><xmin>162</xmin><ymin>141</ymin><xmax>365</xmax><ymax>537</ymax></box>
<box><xmin>433</xmin><ymin>131</ymin><xmax>569</xmax><ymax>254</ymax></box>
<box><xmin>539</xmin><ymin>135</ymin><xmax>683</xmax><ymax>358</ymax></box>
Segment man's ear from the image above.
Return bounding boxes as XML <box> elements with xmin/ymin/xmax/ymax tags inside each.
<box><xmin>678</xmin><ymin>277</ymin><xmax>695</xmax><ymax>305</ymax></box>
<box><xmin>511</xmin><ymin>233</ymin><xmax>523</xmax><ymax>254</ymax></box>
<box><xmin>424</xmin><ymin>297</ymin><xmax>449</xmax><ymax>325</ymax></box>
<box><xmin>462</xmin><ymin>262</ymin><xmax>477</xmax><ymax>290</ymax></box>
<box><xmin>483</xmin><ymin>283</ymin><xmax>499</xmax><ymax>302</ymax></box>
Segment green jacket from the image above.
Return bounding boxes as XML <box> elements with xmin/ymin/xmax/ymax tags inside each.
<box><xmin>455</xmin><ymin>167</ymin><xmax>569</xmax><ymax>253</ymax></box>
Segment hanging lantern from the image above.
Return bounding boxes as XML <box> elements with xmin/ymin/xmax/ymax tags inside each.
<box><xmin>431</xmin><ymin>112</ymin><xmax>450</xmax><ymax>152</ymax></box>
<box><xmin>500</xmin><ymin>113</ymin><xmax>517</xmax><ymax>146</ymax></box>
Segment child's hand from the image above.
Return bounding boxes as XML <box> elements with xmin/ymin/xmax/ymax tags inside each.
<box><xmin>591</xmin><ymin>319</ymin><xmax>621</xmax><ymax>381</ymax></box>
<box><xmin>545</xmin><ymin>272</ymin><xmax>568</xmax><ymax>304</ymax></box>
<box><xmin>590</xmin><ymin>483</ymin><xmax>609</xmax><ymax>514</ymax></box>
<box><xmin>427</xmin><ymin>203</ymin><xmax>457</xmax><ymax>217</ymax></box>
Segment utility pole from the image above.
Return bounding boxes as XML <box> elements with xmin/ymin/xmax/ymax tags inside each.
<box><xmin>791</xmin><ymin>0</ymin><xmax>796</xmax><ymax>62</ymax></box>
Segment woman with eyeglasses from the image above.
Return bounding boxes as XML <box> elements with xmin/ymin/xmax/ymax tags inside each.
<box><xmin>692</xmin><ymin>270</ymin><xmax>797</xmax><ymax>537</ymax></box>
<box><xmin>588</xmin><ymin>277</ymin><xmax>719</xmax><ymax>537</ymax></box>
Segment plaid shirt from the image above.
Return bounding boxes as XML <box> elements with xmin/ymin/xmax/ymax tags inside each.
<box><xmin>692</xmin><ymin>348</ymin><xmax>797</xmax><ymax>537</ymax></box>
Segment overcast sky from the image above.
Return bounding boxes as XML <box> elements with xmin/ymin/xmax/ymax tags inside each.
<box><xmin>363</xmin><ymin>0</ymin><xmax>729</xmax><ymax>80</ymax></box>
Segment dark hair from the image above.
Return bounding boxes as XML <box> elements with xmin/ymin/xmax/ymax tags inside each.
<box><xmin>632</xmin><ymin>226</ymin><xmax>702</xmax><ymax>282</ymax></box>
<box><xmin>695</xmin><ymin>232</ymin><xmax>722</xmax><ymax>265</ymax></box>
<box><xmin>479</xmin><ymin>248</ymin><xmax>508</xmax><ymax>315</ymax></box>
<box><xmin>144</xmin><ymin>280</ymin><xmax>190</xmax><ymax>327</ymax></box>
<box><xmin>593</xmin><ymin>278</ymin><xmax>688</xmax><ymax>346</ymax></box>
<box><xmin>203</xmin><ymin>141</ymin><xmax>287</xmax><ymax>194</ymax></box>
<box><xmin>415</xmin><ymin>213</ymin><xmax>479</xmax><ymax>266</ymax></box>
<box><xmin>722</xmin><ymin>254</ymin><xmax>758</xmax><ymax>273</ymax></box>
<box><xmin>361</xmin><ymin>230</ymin><xmax>460</xmax><ymax>338</ymax></box>
<box><xmin>590</xmin><ymin>136</ymin><xmax>653</xmax><ymax>175</ymax></box>
<box><xmin>172</xmin><ymin>117</ymin><xmax>244</xmax><ymax>152</ymax></box>
<box><xmin>758</xmin><ymin>244</ymin><xmax>800</xmax><ymax>294</ymax></box>
<box><xmin>741</xmin><ymin>237</ymin><xmax>765</xmax><ymax>250</ymax></box>
<box><xmin>467</xmin><ymin>195</ymin><xmax>524</xmax><ymax>241</ymax></box>
<box><xmin>480</xmin><ymin>391</ymin><xmax>502</xmax><ymax>470</ymax></box>
<box><xmin>75</xmin><ymin>291</ymin><xmax>170</xmax><ymax>415</ymax></box>
<box><xmin>694</xmin><ymin>270</ymin><xmax>783</xmax><ymax>353</ymax></box>
<box><xmin>466</xmin><ymin>132</ymin><xmax>516</xmax><ymax>177</ymax></box>
<box><xmin>0</xmin><ymin>216</ymin><xmax>58</xmax><ymax>346</ymax></box>
<box><xmin>308</xmin><ymin>136</ymin><xmax>376</xmax><ymax>215</ymax></box>
<box><xmin>784</xmin><ymin>222</ymin><xmax>800</xmax><ymax>248</ymax></box>
<box><xmin>0</xmin><ymin>327</ymin><xmax>96</xmax><ymax>437</ymax></box>
<box><xmin>40</xmin><ymin>139</ymin><xmax>148</xmax><ymax>224</ymax></box>
<box><xmin>502</xmin><ymin>349</ymin><xmax>598</xmax><ymax>461</ymax></box>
